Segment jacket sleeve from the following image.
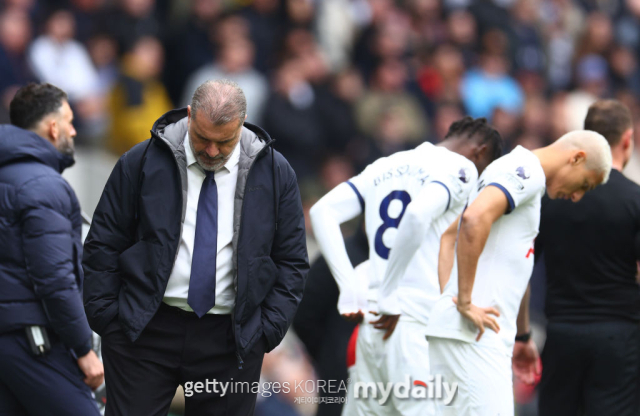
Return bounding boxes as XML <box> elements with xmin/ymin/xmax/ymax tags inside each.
<box><xmin>18</xmin><ymin>175</ymin><xmax>92</xmax><ymax>356</ymax></box>
<box><xmin>83</xmin><ymin>152</ymin><xmax>137</xmax><ymax>335</ymax></box>
<box><xmin>261</xmin><ymin>160</ymin><xmax>310</xmax><ymax>352</ymax></box>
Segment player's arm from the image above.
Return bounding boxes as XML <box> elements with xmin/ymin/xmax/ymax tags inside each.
<box><xmin>516</xmin><ymin>283</ymin><xmax>531</xmax><ymax>336</ymax></box>
<box><xmin>309</xmin><ymin>183</ymin><xmax>364</xmax><ymax>321</ymax></box>
<box><xmin>378</xmin><ymin>182</ymin><xmax>450</xmax><ymax>315</ymax></box>
<box><xmin>513</xmin><ymin>284</ymin><xmax>541</xmax><ymax>384</ymax></box>
<box><xmin>438</xmin><ymin>216</ymin><xmax>460</xmax><ymax>293</ymax></box>
<box><xmin>454</xmin><ymin>185</ymin><xmax>507</xmax><ymax>340</ymax></box>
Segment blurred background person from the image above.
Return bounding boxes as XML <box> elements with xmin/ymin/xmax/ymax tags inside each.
<box><xmin>0</xmin><ymin>7</ymin><xmax>35</xmax><ymax>123</ymax></box>
<box><xmin>107</xmin><ymin>35</ymin><xmax>172</xmax><ymax>155</ymax></box>
<box><xmin>180</xmin><ymin>15</ymin><xmax>268</xmax><ymax>123</ymax></box>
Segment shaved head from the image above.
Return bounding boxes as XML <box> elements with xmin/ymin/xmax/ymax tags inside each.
<box><xmin>555</xmin><ymin>130</ymin><xmax>612</xmax><ymax>183</ymax></box>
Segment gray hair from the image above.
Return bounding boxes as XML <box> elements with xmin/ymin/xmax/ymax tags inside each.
<box><xmin>555</xmin><ymin>130</ymin><xmax>613</xmax><ymax>184</ymax></box>
<box><xmin>190</xmin><ymin>79</ymin><xmax>247</xmax><ymax>125</ymax></box>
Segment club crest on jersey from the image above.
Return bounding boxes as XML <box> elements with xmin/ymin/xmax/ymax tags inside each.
<box><xmin>458</xmin><ymin>168</ymin><xmax>469</xmax><ymax>183</ymax></box>
<box><xmin>516</xmin><ymin>166</ymin><xmax>530</xmax><ymax>180</ymax></box>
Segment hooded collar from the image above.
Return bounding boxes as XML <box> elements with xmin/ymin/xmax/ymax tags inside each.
<box><xmin>0</xmin><ymin>125</ymin><xmax>74</xmax><ymax>173</ymax></box>
<box><xmin>150</xmin><ymin>107</ymin><xmax>274</xmax><ymax>160</ymax></box>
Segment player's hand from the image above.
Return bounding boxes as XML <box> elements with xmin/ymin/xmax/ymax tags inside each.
<box><xmin>370</xmin><ymin>313</ymin><xmax>400</xmax><ymax>340</ymax></box>
<box><xmin>453</xmin><ymin>297</ymin><xmax>500</xmax><ymax>341</ymax></box>
<box><xmin>341</xmin><ymin>311</ymin><xmax>364</xmax><ymax>323</ymax></box>
<box><xmin>512</xmin><ymin>339</ymin><xmax>541</xmax><ymax>385</ymax></box>
<box><xmin>77</xmin><ymin>350</ymin><xmax>104</xmax><ymax>390</ymax></box>
<box><xmin>337</xmin><ymin>281</ymin><xmax>368</xmax><ymax>324</ymax></box>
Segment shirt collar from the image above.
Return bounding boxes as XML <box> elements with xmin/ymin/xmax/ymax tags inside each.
<box><xmin>185</xmin><ymin>131</ymin><xmax>241</xmax><ymax>173</ymax></box>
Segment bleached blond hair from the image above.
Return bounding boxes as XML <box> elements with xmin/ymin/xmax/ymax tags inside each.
<box><xmin>554</xmin><ymin>130</ymin><xmax>612</xmax><ymax>184</ymax></box>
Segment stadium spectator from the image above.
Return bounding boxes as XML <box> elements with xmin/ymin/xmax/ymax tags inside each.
<box><xmin>261</xmin><ymin>57</ymin><xmax>326</xmax><ymax>180</ymax></box>
<box><xmin>536</xmin><ymin>100</ymin><xmax>640</xmax><ymax>416</ymax></box>
<box><xmin>28</xmin><ymin>9</ymin><xmax>99</xmax><ymax>104</ymax></box>
<box><xmin>0</xmin><ymin>7</ymin><xmax>35</xmax><ymax>123</ymax></box>
<box><xmin>180</xmin><ymin>16</ymin><xmax>268</xmax><ymax>123</ymax></box>
<box><xmin>107</xmin><ymin>36</ymin><xmax>172</xmax><ymax>155</ymax></box>
<box><xmin>83</xmin><ymin>79</ymin><xmax>308</xmax><ymax>415</ymax></box>
<box><xmin>460</xmin><ymin>47</ymin><xmax>524</xmax><ymax>120</ymax></box>
<box><xmin>163</xmin><ymin>0</ymin><xmax>221</xmax><ymax>103</ymax></box>
<box><xmin>0</xmin><ymin>82</ymin><xmax>103</xmax><ymax>415</ymax></box>
<box><xmin>103</xmin><ymin>0</ymin><xmax>160</xmax><ymax>53</ymax></box>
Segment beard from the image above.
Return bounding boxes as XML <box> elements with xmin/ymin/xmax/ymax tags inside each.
<box><xmin>190</xmin><ymin>138</ymin><xmax>232</xmax><ymax>172</ymax></box>
<box><xmin>56</xmin><ymin>133</ymin><xmax>75</xmax><ymax>158</ymax></box>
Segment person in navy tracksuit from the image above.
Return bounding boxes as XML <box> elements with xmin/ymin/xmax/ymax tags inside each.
<box><xmin>0</xmin><ymin>83</ymin><xmax>103</xmax><ymax>415</ymax></box>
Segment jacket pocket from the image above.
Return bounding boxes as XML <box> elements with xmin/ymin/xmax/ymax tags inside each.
<box><xmin>117</xmin><ymin>240</ymin><xmax>161</xmax><ymax>294</ymax></box>
<box><xmin>245</xmin><ymin>256</ymin><xmax>277</xmax><ymax>318</ymax></box>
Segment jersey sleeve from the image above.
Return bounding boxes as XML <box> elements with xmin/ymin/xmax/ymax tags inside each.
<box><xmin>427</xmin><ymin>157</ymin><xmax>478</xmax><ymax>212</ymax></box>
<box><xmin>345</xmin><ymin>162</ymin><xmax>378</xmax><ymax>211</ymax></box>
<box><xmin>484</xmin><ymin>161</ymin><xmax>543</xmax><ymax>214</ymax></box>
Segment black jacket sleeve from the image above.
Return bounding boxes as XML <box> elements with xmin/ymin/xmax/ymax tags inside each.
<box><xmin>261</xmin><ymin>161</ymin><xmax>309</xmax><ymax>352</ymax></box>
<box><xmin>83</xmin><ymin>152</ymin><xmax>137</xmax><ymax>335</ymax></box>
<box><xmin>18</xmin><ymin>175</ymin><xmax>92</xmax><ymax>356</ymax></box>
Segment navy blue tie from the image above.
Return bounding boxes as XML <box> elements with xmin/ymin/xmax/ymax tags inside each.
<box><xmin>188</xmin><ymin>171</ymin><xmax>218</xmax><ymax>317</ymax></box>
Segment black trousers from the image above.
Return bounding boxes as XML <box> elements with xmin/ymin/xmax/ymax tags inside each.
<box><xmin>102</xmin><ymin>303</ymin><xmax>265</xmax><ymax>416</ymax></box>
<box><xmin>0</xmin><ymin>330</ymin><xmax>100</xmax><ymax>416</ymax></box>
<box><xmin>538</xmin><ymin>320</ymin><xmax>640</xmax><ymax>416</ymax></box>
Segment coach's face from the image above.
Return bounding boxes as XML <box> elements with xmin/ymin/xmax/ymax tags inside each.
<box><xmin>187</xmin><ymin>105</ymin><xmax>244</xmax><ymax>171</ymax></box>
<box><xmin>547</xmin><ymin>150</ymin><xmax>603</xmax><ymax>202</ymax></box>
<box><xmin>50</xmin><ymin>100</ymin><xmax>76</xmax><ymax>158</ymax></box>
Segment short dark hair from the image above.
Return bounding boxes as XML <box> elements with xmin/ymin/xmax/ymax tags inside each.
<box><xmin>584</xmin><ymin>100</ymin><xmax>632</xmax><ymax>147</ymax></box>
<box><xmin>445</xmin><ymin>116</ymin><xmax>504</xmax><ymax>162</ymax></box>
<box><xmin>9</xmin><ymin>83</ymin><xmax>68</xmax><ymax>130</ymax></box>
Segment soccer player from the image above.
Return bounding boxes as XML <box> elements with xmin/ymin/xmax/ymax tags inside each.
<box><xmin>425</xmin><ymin>130</ymin><xmax>612</xmax><ymax>416</ymax></box>
<box><xmin>310</xmin><ymin>117</ymin><xmax>503</xmax><ymax>415</ymax></box>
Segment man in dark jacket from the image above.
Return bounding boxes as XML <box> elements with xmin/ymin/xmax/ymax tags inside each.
<box><xmin>0</xmin><ymin>83</ymin><xmax>103</xmax><ymax>415</ymax></box>
<box><xmin>83</xmin><ymin>79</ymin><xmax>309</xmax><ymax>415</ymax></box>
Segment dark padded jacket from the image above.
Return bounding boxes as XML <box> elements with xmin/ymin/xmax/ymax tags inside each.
<box><xmin>83</xmin><ymin>108</ymin><xmax>309</xmax><ymax>362</ymax></box>
<box><xmin>0</xmin><ymin>125</ymin><xmax>92</xmax><ymax>356</ymax></box>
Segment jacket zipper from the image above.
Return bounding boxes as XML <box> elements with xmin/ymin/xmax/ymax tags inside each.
<box><xmin>233</xmin><ymin>139</ymin><xmax>274</xmax><ymax>369</ymax></box>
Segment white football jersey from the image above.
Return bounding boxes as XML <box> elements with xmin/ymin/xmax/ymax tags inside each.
<box><xmin>347</xmin><ymin>142</ymin><xmax>478</xmax><ymax>318</ymax></box>
<box><xmin>425</xmin><ymin>146</ymin><xmax>546</xmax><ymax>354</ymax></box>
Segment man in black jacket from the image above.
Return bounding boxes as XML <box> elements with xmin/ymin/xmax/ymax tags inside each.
<box><xmin>83</xmin><ymin>79</ymin><xmax>309</xmax><ymax>415</ymax></box>
<box><xmin>0</xmin><ymin>83</ymin><xmax>103</xmax><ymax>415</ymax></box>
<box><xmin>536</xmin><ymin>100</ymin><xmax>640</xmax><ymax>415</ymax></box>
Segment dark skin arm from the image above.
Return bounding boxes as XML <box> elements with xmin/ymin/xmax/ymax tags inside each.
<box><xmin>438</xmin><ymin>216</ymin><xmax>460</xmax><ymax>293</ymax></box>
<box><xmin>454</xmin><ymin>186</ymin><xmax>507</xmax><ymax>341</ymax></box>
<box><xmin>370</xmin><ymin>313</ymin><xmax>400</xmax><ymax>340</ymax></box>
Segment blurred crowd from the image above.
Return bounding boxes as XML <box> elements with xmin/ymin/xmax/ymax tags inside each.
<box><xmin>5</xmin><ymin>0</ymin><xmax>640</xmax><ymax>203</ymax></box>
<box><xmin>3</xmin><ymin>0</ymin><xmax>640</xmax><ymax>414</ymax></box>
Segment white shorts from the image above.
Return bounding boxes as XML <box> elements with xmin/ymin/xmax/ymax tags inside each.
<box><xmin>343</xmin><ymin>312</ymin><xmax>434</xmax><ymax>416</ymax></box>
<box><xmin>428</xmin><ymin>337</ymin><xmax>514</xmax><ymax>416</ymax></box>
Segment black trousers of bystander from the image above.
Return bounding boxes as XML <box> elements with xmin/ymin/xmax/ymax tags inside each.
<box><xmin>538</xmin><ymin>320</ymin><xmax>640</xmax><ymax>416</ymax></box>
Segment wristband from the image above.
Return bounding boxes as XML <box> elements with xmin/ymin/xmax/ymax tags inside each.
<box><xmin>515</xmin><ymin>331</ymin><xmax>531</xmax><ymax>343</ymax></box>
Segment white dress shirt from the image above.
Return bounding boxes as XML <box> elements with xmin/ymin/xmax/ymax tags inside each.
<box><xmin>163</xmin><ymin>132</ymin><xmax>239</xmax><ymax>314</ymax></box>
